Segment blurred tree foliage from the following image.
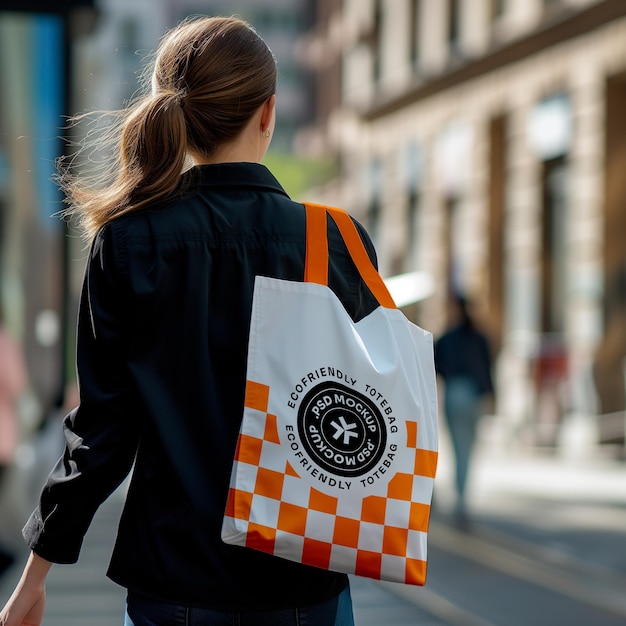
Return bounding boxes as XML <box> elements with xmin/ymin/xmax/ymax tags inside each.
<box><xmin>262</xmin><ymin>152</ymin><xmax>337</xmax><ymax>199</ymax></box>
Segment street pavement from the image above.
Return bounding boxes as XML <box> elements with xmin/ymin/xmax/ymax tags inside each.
<box><xmin>1</xmin><ymin>421</ymin><xmax>625</xmax><ymax>625</ymax></box>
<box><xmin>400</xmin><ymin>417</ymin><xmax>626</xmax><ymax>626</ymax></box>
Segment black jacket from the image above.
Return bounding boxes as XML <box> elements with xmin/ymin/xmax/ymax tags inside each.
<box><xmin>434</xmin><ymin>323</ymin><xmax>494</xmax><ymax>396</ymax></box>
<box><xmin>23</xmin><ymin>163</ymin><xmax>379</xmax><ymax>610</ymax></box>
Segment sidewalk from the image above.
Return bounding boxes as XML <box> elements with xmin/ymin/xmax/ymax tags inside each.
<box><xmin>459</xmin><ymin>419</ymin><xmax>626</xmax><ymax>586</ymax></box>
<box><xmin>386</xmin><ymin>421</ymin><xmax>626</xmax><ymax>625</ymax></box>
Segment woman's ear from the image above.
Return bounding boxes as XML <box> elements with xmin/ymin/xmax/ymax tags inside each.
<box><xmin>260</xmin><ymin>94</ymin><xmax>277</xmax><ymax>134</ymax></box>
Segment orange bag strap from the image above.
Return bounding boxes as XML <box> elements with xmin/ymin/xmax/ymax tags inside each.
<box><xmin>304</xmin><ymin>202</ymin><xmax>397</xmax><ymax>309</ymax></box>
<box><xmin>304</xmin><ymin>202</ymin><xmax>328</xmax><ymax>285</ymax></box>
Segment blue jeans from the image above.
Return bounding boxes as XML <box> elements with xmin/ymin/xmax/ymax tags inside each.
<box><xmin>443</xmin><ymin>377</ymin><xmax>482</xmax><ymax>510</ymax></box>
<box><xmin>123</xmin><ymin>585</ymin><xmax>354</xmax><ymax>626</ymax></box>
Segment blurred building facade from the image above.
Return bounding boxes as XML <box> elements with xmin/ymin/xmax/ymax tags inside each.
<box><xmin>302</xmin><ymin>0</ymin><xmax>626</xmax><ymax>452</ymax></box>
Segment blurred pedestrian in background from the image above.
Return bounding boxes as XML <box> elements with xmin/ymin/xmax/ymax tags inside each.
<box><xmin>0</xmin><ymin>14</ymin><xmax>378</xmax><ymax>626</ymax></box>
<box><xmin>435</xmin><ymin>293</ymin><xmax>494</xmax><ymax>526</ymax></box>
<box><xmin>0</xmin><ymin>313</ymin><xmax>27</xmax><ymax>579</ymax></box>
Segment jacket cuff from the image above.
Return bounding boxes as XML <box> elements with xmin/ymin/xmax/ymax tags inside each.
<box><xmin>23</xmin><ymin>507</ymin><xmax>81</xmax><ymax>565</ymax></box>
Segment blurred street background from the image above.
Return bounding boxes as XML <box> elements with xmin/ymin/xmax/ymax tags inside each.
<box><xmin>0</xmin><ymin>0</ymin><xmax>625</xmax><ymax>624</ymax></box>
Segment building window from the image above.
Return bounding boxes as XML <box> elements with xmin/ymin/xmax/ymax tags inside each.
<box><xmin>409</xmin><ymin>0</ymin><xmax>421</xmax><ymax>72</ymax></box>
<box><xmin>448</xmin><ymin>0</ymin><xmax>461</xmax><ymax>56</ymax></box>
<box><xmin>368</xmin><ymin>196</ymin><xmax>381</xmax><ymax>242</ymax></box>
<box><xmin>540</xmin><ymin>157</ymin><xmax>568</xmax><ymax>334</ymax></box>
<box><xmin>445</xmin><ymin>196</ymin><xmax>463</xmax><ymax>293</ymax></box>
<box><xmin>594</xmin><ymin>73</ymin><xmax>626</xmax><ymax>423</ymax></box>
<box><xmin>490</xmin><ymin>0</ymin><xmax>505</xmax><ymax>21</ymax></box>
<box><xmin>488</xmin><ymin>114</ymin><xmax>507</xmax><ymax>349</ymax></box>
<box><xmin>403</xmin><ymin>143</ymin><xmax>423</xmax><ymax>264</ymax></box>
<box><xmin>372</xmin><ymin>0</ymin><xmax>384</xmax><ymax>83</ymax></box>
<box><xmin>407</xmin><ymin>188</ymin><xmax>420</xmax><ymax>267</ymax></box>
<box><xmin>528</xmin><ymin>94</ymin><xmax>572</xmax><ymax>163</ymax></box>
<box><xmin>543</xmin><ymin>0</ymin><xmax>565</xmax><ymax>19</ymax></box>
<box><xmin>367</xmin><ymin>159</ymin><xmax>384</xmax><ymax>241</ymax></box>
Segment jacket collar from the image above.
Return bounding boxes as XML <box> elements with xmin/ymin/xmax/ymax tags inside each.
<box><xmin>185</xmin><ymin>162</ymin><xmax>290</xmax><ymax>198</ymax></box>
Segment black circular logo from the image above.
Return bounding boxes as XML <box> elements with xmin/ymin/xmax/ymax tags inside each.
<box><xmin>297</xmin><ymin>382</ymin><xmax>387</xmax><ymax>477</ymax></box>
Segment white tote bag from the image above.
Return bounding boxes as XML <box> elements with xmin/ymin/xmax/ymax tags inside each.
<box><xmin>221</xmin><ymin>202</ymin><xmax>438</xmax><ymax>585</ymax></box>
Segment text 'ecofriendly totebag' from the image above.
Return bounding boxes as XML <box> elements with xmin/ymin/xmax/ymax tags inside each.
<box><xmin>222</xmin><ymin>203</ymin><xmax>438</xmax><ymax>586</ymax></box>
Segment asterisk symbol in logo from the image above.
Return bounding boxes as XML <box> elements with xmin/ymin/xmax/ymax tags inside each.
<box><xmin>330</xmin><ymin>416</ymin><xmax>359</xmax><ymax>446</ymax></box>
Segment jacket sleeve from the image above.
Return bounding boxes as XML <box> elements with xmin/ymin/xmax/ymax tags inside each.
<box><xmin>23</xmin><ymin>226</ymin><xmax>140</xmax><ymax>564</ymax></box>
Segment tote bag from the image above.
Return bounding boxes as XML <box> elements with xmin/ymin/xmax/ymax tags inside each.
<box><xmin>221</xmin><ymin>202</ymin><xmax>438</xmax><ymax>586</ymax></box>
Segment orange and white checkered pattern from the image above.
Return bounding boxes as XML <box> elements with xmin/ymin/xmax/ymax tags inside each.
<box><xmin>222</xmin><ymin>380</ymin><xmax>438</xmax><ymax>586</ymax></box>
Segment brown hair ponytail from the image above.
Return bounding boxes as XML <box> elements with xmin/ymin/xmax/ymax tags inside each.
<box><xmin>61</xmin><ymin>16</ymin><xmax>276</xmax><ymax>241</ymax></box>
<box><xmin>120</xmin><ymin>92</ymin><xmax>187</xmax><ymax>198</ymax></box>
